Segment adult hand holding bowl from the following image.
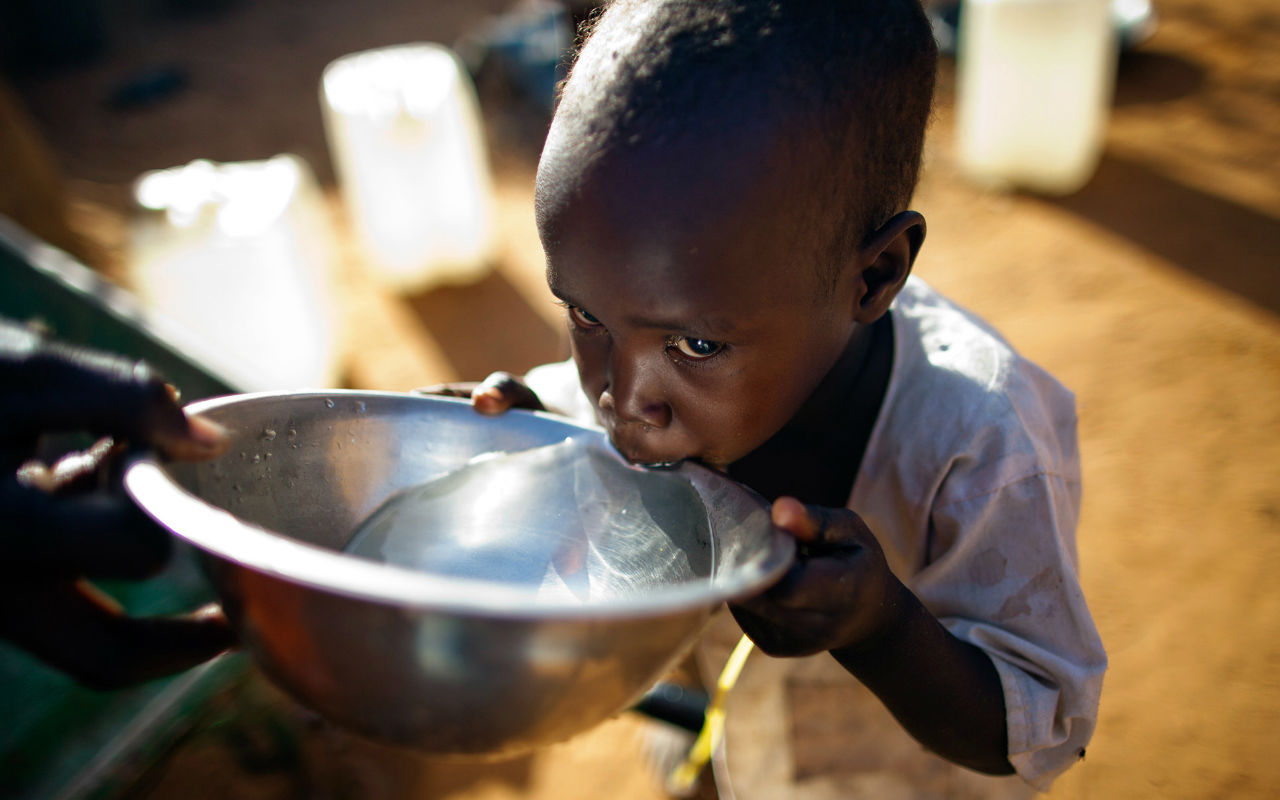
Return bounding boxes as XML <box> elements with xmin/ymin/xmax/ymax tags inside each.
<box><xmin>123</xmin><ymin>390</ymin><xmax>792</xmax><ymax>756</ymax></box>
<box><xmin>0</xmin><ymin>319</ymin><xmax>233</xmax><ymax>689</ymax></box>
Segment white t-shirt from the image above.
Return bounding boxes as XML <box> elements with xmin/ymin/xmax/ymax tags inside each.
<box><xmin>525</xmin><ymin>277</ymin><xmax>1106</xmax><ymax>796</ymax></box>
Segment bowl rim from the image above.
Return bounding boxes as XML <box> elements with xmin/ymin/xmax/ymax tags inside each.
<box><xmin>124</xmin><ymin>390</ymin><xmax>795</xmax><ymax>620</ymax></box>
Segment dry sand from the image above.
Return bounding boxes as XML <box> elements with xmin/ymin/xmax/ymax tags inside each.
<box><xmin>5</xmin><ymin>0</ymin><xmax>1279</xmax><ymax>797</ymax></box>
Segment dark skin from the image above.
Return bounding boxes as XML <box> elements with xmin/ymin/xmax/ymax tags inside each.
<box><xmin>0</xmin><ymin>319</ymin><xmax>235</xmax><ymax>689</ymax></box>
<box><xmin>433</xmin><ymin>73</ymin><xmax>1015</xmax><ymax>773</ymax></box>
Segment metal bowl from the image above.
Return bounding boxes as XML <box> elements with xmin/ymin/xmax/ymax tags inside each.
<box><xmin>123</xmin><ymin>391</ymin><xmax>791</xmax><ymax>756</ymax></box>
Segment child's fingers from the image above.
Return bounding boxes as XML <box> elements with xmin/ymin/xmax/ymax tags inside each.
<box><xmin>413</xmin><ymin>382</ymin><xmax>480</xmax><ymax>398</ymax></box>
<box><xmin>770</xmin><ymin>496</ymin><xmax>820</xmax><ymax>539</ymax></box>
<box><xmin>414</xmin><ymin>374</ymin><xmax>544</xmax><ymax>414</ymax></box>
<box><xmin>0</xmin><ymin>579</ymin><xmax>236</xmax><ymax>690</ymax></box>
<box><xmin>471</xmin><ymin>371</ymin><xmax>544</xmax><ymax>415</ymax></box>
<box><xmin>471</xmin><ymin>383</ymin><xmax>514</xmax><ymax>415</ymax></box>
<box><xmin>771</xmin><ymin>497</ymin><xmax>865</xmax><ymax>547</ymax></box>
<box><xmin>756</xmin><ymin>559</ymin><xmax>866</xmax><ymax>610</ymax></box>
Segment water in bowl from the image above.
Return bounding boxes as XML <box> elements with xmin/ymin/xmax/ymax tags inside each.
<box><xmin>342</xmin><ymin>438</ymin><xmax>714</xmax><ymax>604</ymax></box>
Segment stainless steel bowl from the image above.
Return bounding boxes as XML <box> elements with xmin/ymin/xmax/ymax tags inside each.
<box><xmin>123</xmin><ymin>391</ymin><xmax>791</xmax><ymax>756</ymax></box>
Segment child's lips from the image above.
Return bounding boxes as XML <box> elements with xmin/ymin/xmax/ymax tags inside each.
<box><xmin>603</xmin><ymin>418</ymin><xmax>735</xmax><ymax>473</ymax></box>
<box><xmin>635</xmin><ymin>458</ymin><xmax>685</xmax><ymax>470</ymax></box>
<box><xmin>614</xmin><ymin>443</ymin><xmax>686</xmax><ymax>468</ymax></box>
<box><xmin>606</xmin><ymin>425</ymin><xmax>688</xmax><ymax>469</ymax></box>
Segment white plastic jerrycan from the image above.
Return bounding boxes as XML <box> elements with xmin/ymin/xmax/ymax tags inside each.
<box><xmin>128</xmin><ymin>155</ymin><xmax>344</xmax><ymax>391</ymax></box>
<box><xmin>955</xmin><ymin>0</ymin><xmax>1119</xmax><ymax>195</ymax></box>
<box><xmin>321</xmin><ymin>43</ymin><xmax>497</xmax><ymax>292</ymax></box>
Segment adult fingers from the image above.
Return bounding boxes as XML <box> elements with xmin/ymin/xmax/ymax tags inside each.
<box><xmin>470</xmin><ymin>372</ymin><xmax>545</xmax><ymax>415</ymax></box>
<box><xmin>0</xmin><ymin>478</ymin><xmax>173</xmax><ymax>581</ymax></box>
<box><xmin>158</xmin><ymin>414</ymin><xmax>229</xmax><ymax>462</ymax></box>
<box><xmin>15</xmin><ymin>436</ymin><xmax>118</xmax><ymax>494</ymax></box>
<box><xmin>0</xmin><ymin>326</ymin><xmax>227</xmax><ymax>459</ymax></box>
<box><xmin>0</xmin><ymin>580</ymin><xmax>235</xmax><ymax>690</ymax></box>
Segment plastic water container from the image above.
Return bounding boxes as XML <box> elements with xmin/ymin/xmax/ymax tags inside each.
<box><xmin>321</xmin><ymin>43</ymin><xmax>497</xmax><ymax>292</ymax></box>
<box><xmin>955</xmin><ymin>0</ymin><xmax>1118</xmax><ymax>195</ymax></box>
<box><xmin>128</xmin><ymin>155</ymin><xmax>343</xmax><ymax>391</ymax></box>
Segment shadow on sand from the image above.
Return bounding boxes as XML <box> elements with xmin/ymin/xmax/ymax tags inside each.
<box><xmin>1047</xmin><ymin>154</ymin><xmax>1280</xmax><ymax>318</ymax></box>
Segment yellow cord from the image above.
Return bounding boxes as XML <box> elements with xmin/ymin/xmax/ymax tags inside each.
<box><xmin>666</xmin><ymin>634</ymin><xmax>754</xmax><ymax>794</ymax></box>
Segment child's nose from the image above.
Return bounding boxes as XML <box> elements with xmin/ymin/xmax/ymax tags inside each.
<box><xmin>600</xmin><ymin>351</ymin><xmax>672</xmax><ymax>429</ymax></box>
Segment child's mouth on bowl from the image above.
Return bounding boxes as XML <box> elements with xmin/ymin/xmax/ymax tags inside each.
<box><xmin>606</xmin><ymin>427</ymin><xmax>733</xmax><ymax>474</ymax></box>
<box><xmin>611</xmin><ymin>443</ymin><xmax>728</xmax><ymax>474</ymax></box>
<box><xmin>606</xmin><ymin>427</ymin><xmax>689</xmax><ymax>471</ymax></box>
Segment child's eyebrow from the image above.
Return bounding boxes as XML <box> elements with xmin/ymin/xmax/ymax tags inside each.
<box><xmin>549</xmin><ymin>286</ymin><xmax>739</xmax><ymax>338</ymax></box>
<box><xmin>623</xmin><ymin>311</ymin><xmax>739</xmax><ymax>338</ymax></box>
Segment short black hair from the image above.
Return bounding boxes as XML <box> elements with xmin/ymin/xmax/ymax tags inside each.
<box><xmin>558</xmin><ymin>0</ymin><xmax>937</xmax><ymax>285</ymax></box>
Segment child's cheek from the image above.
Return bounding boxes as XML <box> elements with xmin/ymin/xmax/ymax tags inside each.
<box><xmin>571</xmin><ymin>337</ymin><xmax>609</xmax><ymax>400</ymax></box>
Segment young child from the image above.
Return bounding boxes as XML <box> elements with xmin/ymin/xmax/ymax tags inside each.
<box><xmin>451</xmin><ymin>0</ymin><xmax>1106</xmax><ymax>795</ymax></box>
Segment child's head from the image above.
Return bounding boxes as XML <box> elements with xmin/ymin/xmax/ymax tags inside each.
<box><xmin>535</xmin><ymin>0</ymin><xmax>937</xmax><ymax>469</ymax></box>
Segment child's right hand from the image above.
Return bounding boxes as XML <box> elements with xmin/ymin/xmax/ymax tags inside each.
<box><xmin>416</xmin><ymin>371</ymin><xmax>545</xmax><ymax>416</ymax></box>
<box><xmin>729</xmin><ymin>497</ymin><xmax>907</xmax><ymax>658</ymax></box>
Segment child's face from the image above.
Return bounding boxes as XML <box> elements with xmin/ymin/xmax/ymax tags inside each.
<box><xmin>537</xmin><ymin>124</ymin><xmax>861</xmax><ymax>471</ymax></box>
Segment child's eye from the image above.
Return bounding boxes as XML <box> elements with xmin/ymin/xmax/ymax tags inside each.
<box><xmin>568</xmin><ymin>305</ymin><xmax>603</xmax><ymax>329</ymax></box>
<box><xmin>670</xmin><ymin>336</ymin><xmax>724</xmax><ymax>360</ymax></box>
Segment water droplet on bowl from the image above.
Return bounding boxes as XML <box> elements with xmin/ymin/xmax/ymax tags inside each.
<box><xmin>262</xmin><ymin>429</ymin><xmax>277</xmax><ymax>441</ymax></box>
<box><xmin>325</xmin><ymin>399</ymin><xmax>335</xmax><ymax>409</ymax></box>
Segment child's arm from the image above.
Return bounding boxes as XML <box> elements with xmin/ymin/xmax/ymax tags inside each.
<box><xmin>731</xmin><ymin>497</ymin><xmax>1015</xmax><ymax>775</ymax></box>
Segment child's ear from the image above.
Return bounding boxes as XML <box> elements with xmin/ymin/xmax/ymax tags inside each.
<box><xmin>852</xmin><ymin>210</ymin><xmax>925</xmax><ymax>323</ymax></box>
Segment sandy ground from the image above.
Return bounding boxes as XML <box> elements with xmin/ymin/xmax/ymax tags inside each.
<box><xmin>5</xmin><ymin>0</ymin><xmax>1280</xmax><ymax>798</ymax></box>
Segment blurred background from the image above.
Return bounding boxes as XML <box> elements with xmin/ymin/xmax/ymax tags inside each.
<box><xmin>0</xmin><ymin>0</ymin><xmax>1277</xmax><ymax>798</ymax></box>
